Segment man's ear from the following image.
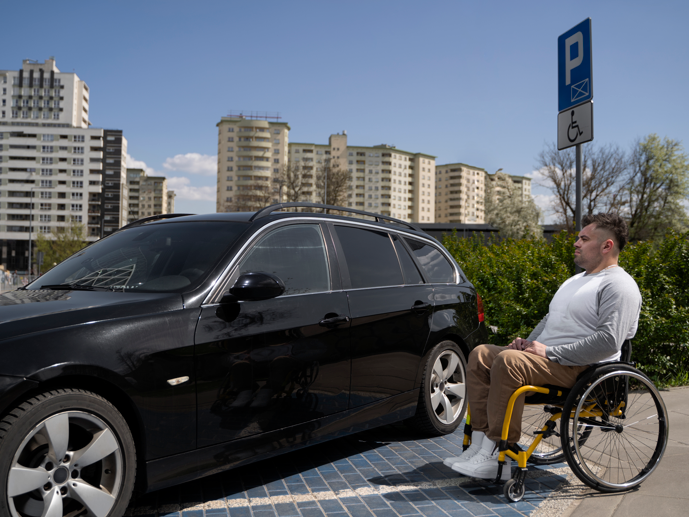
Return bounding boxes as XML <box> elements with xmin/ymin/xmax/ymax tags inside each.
<box><xmin>602</xmin><ymin>238</ymin><xmax>615</xmax><ymax>254</ymax></box>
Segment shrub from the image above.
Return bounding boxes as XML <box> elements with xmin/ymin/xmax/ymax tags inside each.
<box><xmin>443</xmin><ymin>230</ymin><xmax>689</xmax><ymax>386</ymax></box>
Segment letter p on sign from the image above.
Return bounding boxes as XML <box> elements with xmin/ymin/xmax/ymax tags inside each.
<box><xmin>565</xmin><ymin>32</ymin><xmax>583</xmax><ymax>85</ymax></box>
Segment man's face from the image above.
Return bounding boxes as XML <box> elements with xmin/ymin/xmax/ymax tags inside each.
<box><xmin>574</xmin><ymin>224</ymin><xmax>609</xmax><ymax>271</ymax></box>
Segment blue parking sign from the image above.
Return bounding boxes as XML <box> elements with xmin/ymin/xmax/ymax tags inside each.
<box><xmin>558</xmin><ymin>19</ymin><xmax>592</xmax><ymax>112</ymax></box>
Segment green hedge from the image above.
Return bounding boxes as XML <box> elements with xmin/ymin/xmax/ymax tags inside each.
<box><xmin>443</xmin><ymin>231</ymin><xmax>689</xmax><ymax>386</ymax></box>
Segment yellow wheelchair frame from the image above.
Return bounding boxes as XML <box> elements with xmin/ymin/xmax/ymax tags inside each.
<box><xmin>461</xmin><ymin>342</ymin><xmax>669</xmax><ymax>503</ymax></box>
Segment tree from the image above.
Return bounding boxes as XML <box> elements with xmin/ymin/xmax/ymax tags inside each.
<box><xmin>277</xmin><ymin>160</ymin><xmax>311</xmax><ymax>203</ymax></box>
<box><xmin>223</xmin><ymin>177</ymin><xmax>277</xmax><ymax>212</ymax></box>
<box><xmin>623</xmin><ymin>134</ymin><xmax>689</xmax><ymax>241</ymax></box>
<box><xmin>315</xmin><ymin>157</ymin><xmax>349</xmax><ymax>207</ymax></box>
<box><xmin>535</xmin><ymin>142</ymin><xmax>627</xmax><ymax>231</ymax></box>
<box><xmin>35</xmin><ymin>221</ymin><xmax>87</xmax><ymax>272</ymax></box>
<box><xmin>485</xmin><ymin>171</ymin><xmax>542</xmax><ymax>239</ymax></box>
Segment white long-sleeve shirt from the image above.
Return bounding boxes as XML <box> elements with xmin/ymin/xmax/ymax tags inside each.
<box><xmin>527</xmin><ymin>266</ymin><xmax>642</xmax><ymax>366</ymax></box>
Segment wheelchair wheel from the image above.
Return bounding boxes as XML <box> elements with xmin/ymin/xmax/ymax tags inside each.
<box><xmin>504</xmin><ymin>478</ymin><xmax>525</xmax><ymax>502</ymax></box>
<box><xmin>561</xmin><ymin>365</ymin><xmax>668</xmax><ymax>492</ymax></box>
<box><xmin>521</xmin><ymin>405</ymin><xmax>565</xmax><ymax>464</ymax></box>
<box><xmin>521</xmin><ymin>404</ymin><xmax>593</xmax><ymax>465</ymax></box>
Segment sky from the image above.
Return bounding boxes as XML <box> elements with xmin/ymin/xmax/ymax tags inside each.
<box><xmin>3</xmin><ymin>0</ymin><xmax>688</xmax><ymax>222</ymax></box>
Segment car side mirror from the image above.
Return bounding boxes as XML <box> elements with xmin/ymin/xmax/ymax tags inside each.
<box><xmin>226</xmin><ymin>272</ymin><xmax>285</xmax><ymax>302</ymax></box>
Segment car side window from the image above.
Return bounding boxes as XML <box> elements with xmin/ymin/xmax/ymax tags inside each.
<box><xmin>237</xmin><ymin>224</ymin><xmax>330</xmax><ymax>296</ymax></box>
<box><xmin>404</xmin><ymin>237</ymin><xmax>456</xmax><ymax>283</ymax></box>
<box><xmin>335</xmin><ymin>225</ymin><xmax>403</xmax><ymax>288</ymax></box>
<box><xmin>392</xmin><ymin>235</ymin><xmax>424</xmax><ymax>284</ymax></box>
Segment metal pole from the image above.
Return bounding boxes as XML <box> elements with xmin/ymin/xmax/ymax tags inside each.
<box><xmin>575</xmin><ymin>143</ymin><xmax>583</xmax><ymax>274</ymax></box>
<box><xmin>28</xmin><ymin>190</ymin><xmax>33</xmax><ymax>278</ymax></box>
<box><xmin>575</xmin><ymin>143</ymin><xmax>582</xmax><ymax>233</ymax></box>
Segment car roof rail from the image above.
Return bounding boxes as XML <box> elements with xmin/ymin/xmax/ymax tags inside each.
<box><xmin>250</xmin><ymin>202</ymin><xmax>421</xmax><ymax>231</ymax></box>
<box><xmin>117</xmin><ymin>213</ymin><xmax>195</xmax><ymax>232</ymax></box>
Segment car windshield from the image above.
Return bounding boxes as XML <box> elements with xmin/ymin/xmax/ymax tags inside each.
<box><xmin>29</xmin><ymin>221</ymin><xmax>248</xmax><ymax>293</ymax></box>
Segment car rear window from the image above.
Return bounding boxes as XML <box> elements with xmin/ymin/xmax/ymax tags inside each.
<box><xmin>31</xmin><ymin>221</ymin><xmax>248</xmax><ymax>292</ymax></box>
<box><xmin>404</xmin><ymin>237</ymin><xmax>456</xmax><ymax>283</ymax></box>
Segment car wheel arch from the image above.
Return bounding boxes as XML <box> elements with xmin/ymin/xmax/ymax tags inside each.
<box><xmin>10</xmin><ymin>371</ymin><xmax>149</xmax><ymax>492</ymax></box>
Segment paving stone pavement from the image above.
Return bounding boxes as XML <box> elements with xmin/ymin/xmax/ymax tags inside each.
<box><xmin>125</xmin><ymin>421</ymin><xmax>577</xmax><ymax>517</ymax></box>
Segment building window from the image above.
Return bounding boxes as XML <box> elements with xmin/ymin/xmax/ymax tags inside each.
<box><xmin>228</xmin><ymin>137</ymin><xmax>234</xmax><ymax>142</ymax></box>
<box><xmin>73</xmin><ymin>158</ymin><xmax>84</xmax><ymax>165</ymax></box>
<box><xmin>73</xmin><ymin>147</ymin><xmax>84</xmax><ymax>154</ymax></box>
<box><xmin>228</xmin><ymin>127</ymin><xmax>234</xmax><ymax>132</ymax></box>
<box><xmin>273</xmin><ymin>129</ymin><xmax>280</xmax><ymax>134</ymax></box>
<box><xmin>274</xmin><ymin>159</ymin><xmax>279</xmax><ymax>164</ymax></box>
<box><xmin>72</xmin><ymin>181</ymin><xmax>83</xmax><ymax>188</ymax></box>
<box><xmin>71</xmin><ymin>192</ymin><xmax>83</xmax><ymax>199</ymax></box>
<box><xmin>273</xmin><ymin>149</ymin><xmax>279</xmax><ymax>154</ymax></box>
<box><xmin>227</xmin><ymin>157</ymin><xmax>233</xmax><ymax>162</ymax></box>
<box><xmin>40</xmin><ymin>191</ymin><xmax>52</xmax><ymax>199</ymax></box>
<box><xmin>41</xmin><ymin>146</ymin><xmax>53</xmax><ymax>153</ymax></box>
<box><xmin>72</xmin><ymin>169</ymin><xmax>84</xmax><ymax>176</ymax></box>
<box><xmin>71</xmin><ymin>204</ymin><xmax>83</xmax><ymax>211</ymax></box>
<box><xmin>41</xmin><ymin>168</ymin><xmax>53</xmax><ymax>176</ymax></box>
<box><xmin>226</xmin><ymin>186</ymin><xmax>233</xmax><ymax>191</ymax></box>
<box><xmin>39</xmin><ymin>214</ymin><xmax>51</xmax><ymax>222</ymax></box>
<box><xmin>226</xmin><ymin>166</ymin><xmax>233</xmax><ymax>171</ymax></box>
<box><xmin>40</xmin><ymin>180</ymin><xmax>53</xmax><ymax>187</ymax></box>
<box><xmin>74</xmin><ymin>135</ymin><xmax>85</xmax><ymax>142</ymax></box>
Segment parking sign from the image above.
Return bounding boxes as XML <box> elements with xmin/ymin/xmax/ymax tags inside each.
<box><xmin>558</xmin><ymin>19</ymin><xmax>592</xmax><ymax>112</ymax></box>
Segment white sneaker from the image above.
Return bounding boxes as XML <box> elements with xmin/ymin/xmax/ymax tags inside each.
<box><xmin>444</xmin><ymin>431</ymin><xmax>485</xmax><ymax>468</ymax></box>
<box><xmin>452</xmin><ymin>438</ymin><xmax>512</xmax><ymax>481</ymax></box>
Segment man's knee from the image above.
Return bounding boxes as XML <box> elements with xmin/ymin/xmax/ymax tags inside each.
<box><xmin>468</xmin><ymin>344</ymin><xmax>494</xmax><ymax>370</ymax></box>
<box><xmin>490</xmin><ymin>350</ymin><xmax>527</xmax><ymax>380</ymax></box>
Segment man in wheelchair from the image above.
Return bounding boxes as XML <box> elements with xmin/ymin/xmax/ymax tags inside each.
<box><xmin>446</xmin><ymin>213</ymin><xmax>642</xmax><ymax>481</ymax></box>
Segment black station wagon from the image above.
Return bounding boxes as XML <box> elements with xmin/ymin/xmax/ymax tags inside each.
<box><xmin>0</xmin><ymin>203</ymin><xmax>487</xmax><ymax>517</ymax></box>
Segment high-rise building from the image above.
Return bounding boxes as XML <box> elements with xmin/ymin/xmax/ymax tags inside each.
<box><xmin>434</xmin><ymin>163</ymin><xmax>487</xmax><ymax>223</ymax></box>
<box><xmin>287</xmin><ymin>133</ymin><xmax>436</xmax><ymax>223</ymax></box>
<box><xmin>216</xmin><ymin>113</ymin><xmax>290</xmax><ymax>212</ymax></box>
<box><xmin>0</xmin><ymin>58</ymin><xmax>126</xmax><ymax>272</ymax></box>
<box><xmin>1</xmin><ymin>58</ymin><xmax>90</xmax><ymax>128</ymax></box>
<box><xmin>126</xmin><ymin>168</ymin><xmax>174</xmax><ymax>223</ymax></box>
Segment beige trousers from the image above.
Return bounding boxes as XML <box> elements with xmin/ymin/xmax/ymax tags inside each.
<box><xmin>467</xmin><ymin>344</ymin><xmax>588</xmax><ymax>444</ymax></box>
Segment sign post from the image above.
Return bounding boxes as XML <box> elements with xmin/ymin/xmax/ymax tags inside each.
<box><xmin>558</xmin><ymin>18</ymin><xmax>593</xmax><ymax>235</ymax></box>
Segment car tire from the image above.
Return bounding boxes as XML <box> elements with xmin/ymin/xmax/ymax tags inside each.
<box><xmin>0</xmin><ymin>389</ymin><xmax>136</xmax><ymax>517</ymax></box>
<box><xmin>406</xmin><ymin>341</ymin><xmax>468</xmax><ymax>436</ymax></box>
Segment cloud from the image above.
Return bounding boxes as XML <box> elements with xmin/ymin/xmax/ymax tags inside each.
<box><xmin>532</xmin><ymin>193</ymin><xmax>558</xmax><ymax>224</ymax></box>
<box><xmin>165</xmin><ymin>176</ymin><xmax>216</xmax><ymax>201</ymax></box>
<box><xmin>525</xmin><ymin>168</ymin><xmax>553</xmax><ymax>188</ymax></box>
<box><xmin>163</xmin><ymin>153</ymin><xmax>217</xmax><ymax>176</ymax></box>
<box><xmin>125</xmin><ymin>154</ymin><xmax>156</xmax><ymax>175</ymax></box>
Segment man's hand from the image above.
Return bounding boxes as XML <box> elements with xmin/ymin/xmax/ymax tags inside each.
<box><xmin>507</xmin><ymin>338</ymin><xmax>548</xmax><ymax>358</ymax></box>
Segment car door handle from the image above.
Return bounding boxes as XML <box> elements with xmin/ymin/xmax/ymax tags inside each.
<box><xmin>319</xmin><ymin>315</ymin><xmax>351</xmax><ymax>328</ymax></box>
<box><xmin>411</xmin><ymin>302</ymin><xmax>431</xmax><ymax>314</ymax></box>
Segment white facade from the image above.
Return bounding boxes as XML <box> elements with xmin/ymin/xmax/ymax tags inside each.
<box><xmin>434</xmin><ymin>163</ymin><xmax>487</xmax><ymax>223</ymax></box>
<box><xmin>1</xmin><ymin>58</ymin><xmax>90</xmax><ymax>128</ymax></box>
<box><xmin>288</xmin><ymin>134</ymin><xmax>436</xmax><ymax>223</ymax></box>
<box><xmin>0</xmin><ymin>126</ymin><xmax>105</xmax><ymax>242</ymax></box>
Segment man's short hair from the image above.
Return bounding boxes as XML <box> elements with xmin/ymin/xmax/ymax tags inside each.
<box><xmin>582</xmin><ymin>213</ymin><xmax>629</xmax><ymax>251</ymax></box>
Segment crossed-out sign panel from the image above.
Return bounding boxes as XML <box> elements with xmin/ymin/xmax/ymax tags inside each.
<box><xmin>558</xmin><ymin>18</ymin><xmax>592</xmax><ymax>112</ymax></box>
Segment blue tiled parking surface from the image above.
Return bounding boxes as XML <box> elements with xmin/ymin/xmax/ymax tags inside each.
<box><xmin>125</xmin><ymin>422</ymin><xmax>568</xmax><ymax>517</ymax></box>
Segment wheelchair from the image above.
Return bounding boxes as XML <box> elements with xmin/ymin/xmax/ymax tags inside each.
<box><xmin>462</xmin><ymin>341</ymin><xmax>669</xmax><ymax>502</ymax></box>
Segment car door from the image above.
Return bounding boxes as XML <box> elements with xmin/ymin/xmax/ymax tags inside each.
<box><xmin>330</xmin><ymin>223</ymin><xmax>434</xmax><ymax>408</ymax></box>
<box><xmin>403</xmin><ymin>236</ymin><xmax>479</xmax><ymax>338</ymax></box>
<box><xmin>194</xmin><ymin>222</ymin><xmax>351</xmax><ymax>448</ymax></box>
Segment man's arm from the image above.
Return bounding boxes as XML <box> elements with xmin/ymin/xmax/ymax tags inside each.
<box><xmin>544</xmin><ymin>276</ymin><xmax>641</xmax><ymax>366</ymax></box>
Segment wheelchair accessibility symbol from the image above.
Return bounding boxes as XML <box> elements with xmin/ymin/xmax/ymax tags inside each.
<box><xmin>557</xmin><ymin>101</ymin><xmax>593</xmax><ymax>150</ymax></box>
<box><xmin>568</xmin><ymin>110</ymin><xmax>583</xmax><ymax>143</ymax></box>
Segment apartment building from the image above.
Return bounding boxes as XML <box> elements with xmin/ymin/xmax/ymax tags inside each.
<box><xmin>127</xmin><ymin>168</ymin><xmax>173</xmax><ymax>223</ymax></box>
<box><xmin>486</xmin><ymin>170</ymin><xmax>532</xmax><ymax>201</ymax></box>
<box><xmin>0</xmin><ymin>58</ymin><xmax>127</xmax><ymax>272</ymax></box>
<box><xmin>216</xmin><ymin>114</ymin><xmax>290</xmax><ymax>212</ymax></box>
<box><xmin>0</xmin><ymin>58</ymin><xmax>90</xmax><ymax>128</ymax></box>
<box><xmin>434</xmin><ymin>163</ymin><xmax>487</xmax><ymax>223</ymax></box>
<box><xmin>288</xmin><ymin>132</ymin><xmax>436</xmax><ymax>223</ymax></box>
